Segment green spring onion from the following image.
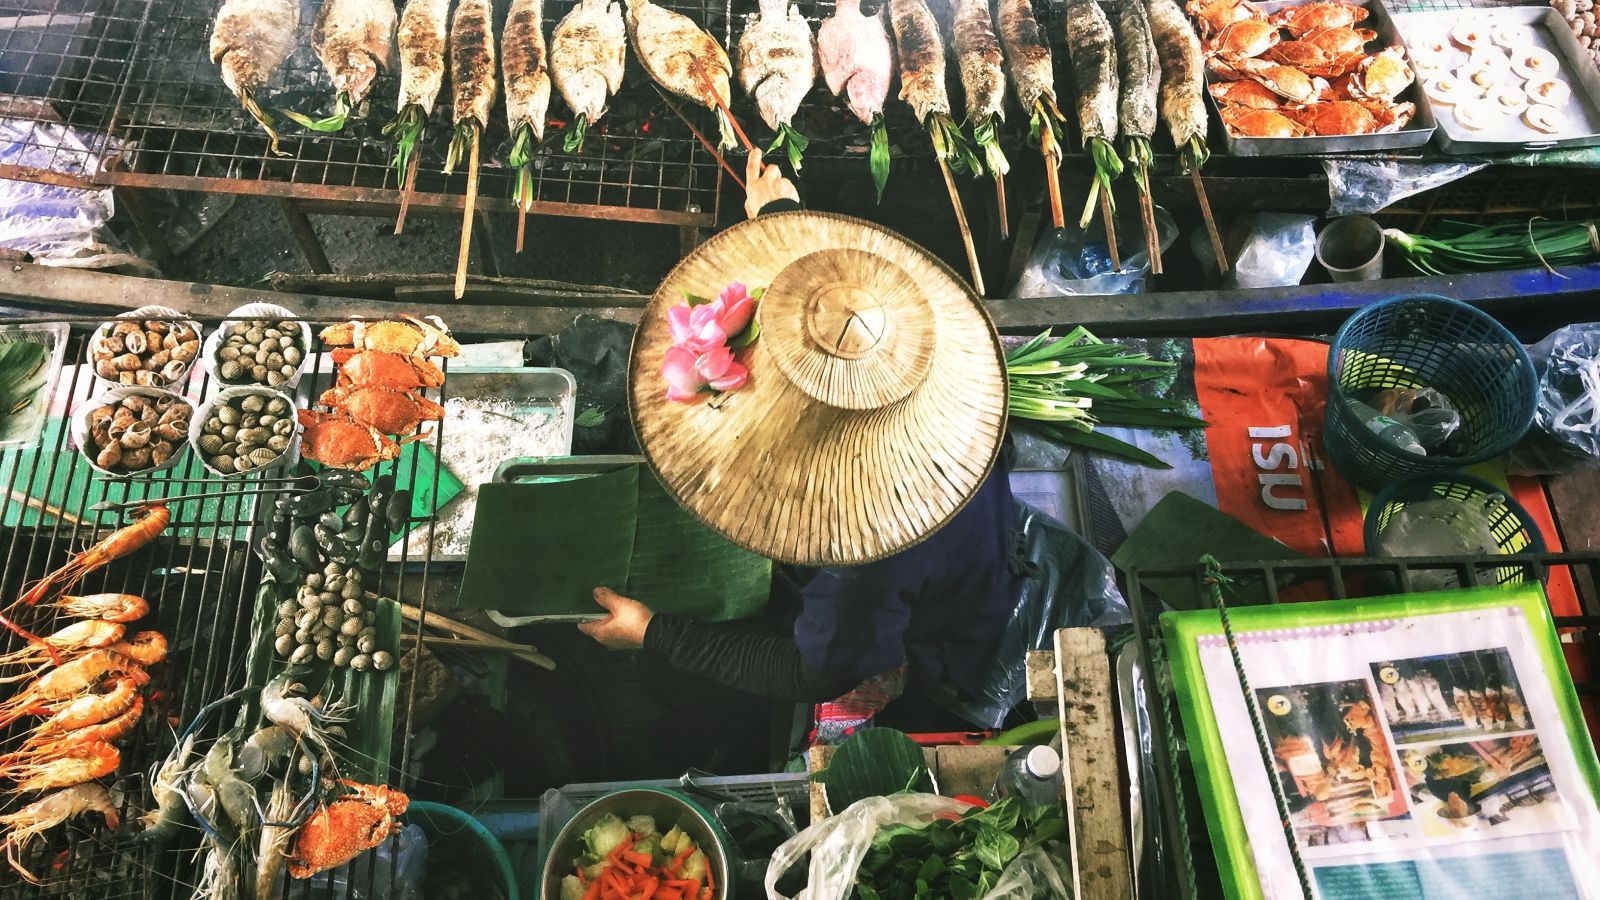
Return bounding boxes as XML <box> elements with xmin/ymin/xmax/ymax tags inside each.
<box><xmin>1385</xmin><ymin>218</ymin><xmax>1600</xmax><ymax>276</ymax></box>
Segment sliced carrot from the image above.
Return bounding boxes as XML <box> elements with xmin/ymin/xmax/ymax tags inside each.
<box><xmin>704</xmin><ymin>865</ymin><xmax>715</xmax><ymax>896</ymax></box>
<box><xmin>623</xmin><ymin>850</ymin><xmax>654</xmax><ymax>868</ymax></box>
<box><xmin>583</xmin><ymin>877</ymin><xmax>601</xmax><ymax>900</ymax></box>
<box><xmin>665</xmin><ymin>879</ymin><xmax>700</xmax><ymax>891</ymax></box>
<box><xmin>665</xmin><ymin>846</ymin><xmax>695</xmax><ymax>875</ymax></box>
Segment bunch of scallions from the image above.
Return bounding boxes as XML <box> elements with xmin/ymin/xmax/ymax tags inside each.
<box><xmin>1006</xmin><ymin>328</ymin><xmax>1207</xmax><ymax>468</ymax></box>
<box><xmin>1383</xmin><ymin>218</ymin><xmax>1600</xmax><ymax>276</ymax></box>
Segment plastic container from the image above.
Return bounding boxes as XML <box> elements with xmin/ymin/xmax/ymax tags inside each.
<box><xmin>86</xmin><ymin>305</ymin><xmax>204</xmax><ymax>390</ymax></box>
<box><xmin>0</xmin><ymin>322</ymin><xmax>69</xmax><ymax>450</ymax></box>
<box><xmin>70</xmin><ymin>386</ymin><xmax>194</xmax><ymax>477</ymax></box>
<box><xmin>406</xmin><ymin>801</ymin><xmax>520</xmax><ymax>900</ymax></box>
<box><xmin>990</xmin><ymin>745</ymin><xmax>1064</xmax><ymax>808</ymax></box>
<box><xmin>1364</xmin><ymin>472</ymin><xmax>1546</xmax><ymax>586</ymax></box>
<box><xmin>1323</xmin><ymin>295</ymin><xmax>1538</xmax><ymax>489</ymax></box>
<box><xmin>202</xmin><ymin>302</ymin><xmax>314</xmax><ymax>390</ymax></box>
<box><xmin>189</xmin><ymin>386</ymin><xmax>301</xmax><ymax>478</ymax></box>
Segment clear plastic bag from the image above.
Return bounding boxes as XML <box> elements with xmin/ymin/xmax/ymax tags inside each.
<box><xmin>1322</xmin><ymin>159</ymin><xmax>1485</xmax><ymax>216</ymax></box>
<box><xmin>1506</xmin><ymin>322</ymin><xmax>1600</xmax><ymax>474</ymax></box>
<box><xmin>764</xmin><ymin>794</ymin><xmax>1068</xmax><ymax>900</ymax></box>
<box><xmin>269</xmin><ymin>823</ymin><xmax>428</xmax><ymax>900</ymax></box>
<box><xmin>0</xmin><ymin>118</ymin><xmax>144</xmax><ymax>269</ymax></box>
<box><xmin>1228</xmin><ymin>213</ymin><xmax>1316</xmax><ymax>288</ymax></box>
<box><xmin>1011</xmin><ymin>206</ymin><xmax>1178</xmax><ymax>297</ymax></box>
<box><xmin>1367</xmin><ymin>387</ymin><xmax>1463</xmax><ymax>452</ymax></box>
<box><xmin>944</xmin><ymin>501</ymin><xmax>1131</xmax><ymax>729</ymax></box>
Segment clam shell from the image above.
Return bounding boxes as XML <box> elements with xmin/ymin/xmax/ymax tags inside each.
<box><xmin>248</xmin><ymin>446</ymin><xmax>282</xmax><ymax>466</ymax></box>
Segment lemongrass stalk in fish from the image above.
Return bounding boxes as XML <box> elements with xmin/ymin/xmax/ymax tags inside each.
<box><xmin>210</xmin><ymin>0</ymin><xmax>298</xmax><ymax>154</ymax></box>
<box><xmin>738</xmin><ymin>0</ymin><xmax>817</xmax><ymax>171</ymax></box>
<box><xmin>997</xmin><ymin>0</ymin><xmax>1067</xmax><ymax>223</ymax></box>
<box><xmin>385</xmin><ymin>0</ymin><xmax>451</xmax><ymax>181</ymax></box>
<box><xmin>888</xmin><ymin>0</ymin><xmax>979</xmax><ymax>176</ymax></box>
<box><xmin>552</xmin><ymin>0</ymin><xmax>627</xmax><ymax>153</ymax></box>
<box><xmin>446</xmin><ymin>0</ymin><xmax>498</xmax><ymax>173</ymax></box>
<box><xmin>818</xmin><ymin>0</ymin><xmax>893</xmax><ymax>198</ymax></box>
<box><xmin>627</xmin><ymin>0</ymin><xmax>737</xmax><ymax>149</ymax></box>
<box><xmin>951</xmin><ymin>0</ymin><xmax>1008</xmax><ymax>179</ymax></box>
<box><xmin>284</xmin><ymin>0</ymin><xmax>398</xmax><ymax>132</ymax></box>
<box><xmin>1062</xmin><ymin>0</ymin><xmax>1123</xmax><ymax>227</ymax></box>
<box><xmin>504</xmin><ymin>0</ymin><xmax>553</xmax><ymax>210</ymax></box>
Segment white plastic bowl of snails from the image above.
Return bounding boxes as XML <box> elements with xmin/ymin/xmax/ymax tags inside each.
<box><xmin>202</xmin><ymin>302</ymin><xmax>314</xmax><ymax>390</ymax></box>
<box><xmin>71</xmin><ymin>387</ymin><xmax>194</xmax><ymax>477</ymax></box>
<box><xmin>190</xmin><ymin>386</ymin><xmax>301</xmax><ymax>478</ymax></box>
<box><xmin>86</xmin><ymin>305</ymin><xmax>204</xmax><ymax>389</ymax></box>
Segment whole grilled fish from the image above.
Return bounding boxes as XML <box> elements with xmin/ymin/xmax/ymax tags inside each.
<box><xmin>737</xmin><ymin>0</ymin><xmax>817</xmax><ymax>132</ymax></box>
<box><xmin>312</xmin><ymin>0</ymin><xmax>397</xmax><ymax>106</ymax></box>
<box><xmin>451</xmin><ymin>0</ymin><xmax>497</xmax><ymax>128</ymax></box>
<box><xmin>1114</xmin><ymin>0</ymin><xmax>1159</xmax><ymax>142</ymax></box>
<box><xmin>627</xmin><ymin>0</ymin><xmax>735</xmax><ymax>146</ymax></box>
<box><xmin>210</xmin><ymin>0</ymin><xmax>298</xmax><ymax>149</ymax></box>
<box><xmin>552</xmin><ymin>0</ymin><xmax>628</xmax><ymax>125</ymax></box>
<box><xmin>1063</xmin><ymin>0</ymin><xmax>1117</xmax><ymax>145</ymax></box>
<box><xmin>952</xmin><ymin>0</ymin><xmax>1005</xmax><ymax>123</ymax></box>
<box><xmin>817</xmin><ymin>0</ymin><xmax>893</xmax><ymax>125</ymax></box>
<box><xmin>1144</xmin><ymin>0</ymin><xmax>1208</xmax><ymax>151</ymax></box>
<box><xmin>396</xmin><ymin>0</ymin><xmax>450</xmax><ymax>113</ymax></box>
<box><xmin>504</xmin><ymin>0</ymin><xmax>553</xmax><ymax>140</ymax></box>
<box><xmin>996</xmin><ymin>0</ymin><xmax>1055</xmax><ymax>113</ymax></box>
<box><xmin>887</xmin><ymin>0</ymin><xmax>949</xmax><ymax>123</ymax></box>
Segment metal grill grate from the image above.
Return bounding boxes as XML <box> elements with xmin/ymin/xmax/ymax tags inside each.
<box><xmin>1124</xmin><ymin>553</ymin><xmax>1600</xmax><ymax>900</ymax></box>
<box><xmin>0</xmin><ymin>319</ymin><xmax>451</xmax><ymax>900</ymax></box>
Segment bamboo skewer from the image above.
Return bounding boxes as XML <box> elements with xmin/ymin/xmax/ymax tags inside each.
<box><xmin>935</xmin><ymin>148</ymin><xmax>985</xmax><ymax>296</ymax></box>
<box><xmin>1039</xmin><ymin>113</ymin><xmax>1065</xmax><ymax>230</ymax></box>
<box><xmin>655</xmin><ymin>87</ymin><xmax>746</xmax><ymax>189</ymax></box>
<box><xmin>516</xmin><ymin>186</ymin><xmax>528</xmax><ymax>254</ymax></box>
<box><xmin>996</xmin><ymin>171</ymin><xmax>1009</xmax><ymax>240</ymax></box>
<box><xmin>454</xmin><ymin>125</ymin><xmax>481</xmax><ymax>300</ymax></box>
<box><xmin>395</xmin><ymin>149</ymin><xmax>421</xmax><ymax>235</ymax></box>
<box><xmin>1191</xmin><ymin>164</ymin><xmax>1228</xmax><ymax>274</ymax></box>
<box><xmin>394</xmin><ymin>597</ymin><xmax>556</xmax><ymax>669</ymax></box>
<box><xmin>1138</xmin><ymin>180</ymin><xmax>1162</xmax><ymax>275</ymax></box>
<box><xmin>1099</xmin><ymin>189</ymin><xmax>1121</xmax><ymax>271</ymax></box>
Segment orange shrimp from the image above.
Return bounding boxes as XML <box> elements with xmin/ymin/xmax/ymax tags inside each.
<box><xmin>0</xmin><ymin>650</ymin><xmax>146</xmax><ymax>728</ymax></box>
<box><xmin>3</xmin><ymin>505</ymin><xmax>169</xmax><ymax>663</ymax></box>
<box><xmin>0</xmin><ymin>621</ymin><xmax>124</xmax><ymax>682</ymax></box>
<box><xmin>106</xmin><ymin>631</ymin><xmax>167</xmax><ymax>667</ymax></box>
<box><xmin>53</xmin><ymin>593</ymin><xmax>148</xmax><ymax>623</ymax></box>
<box><xmin>0</xmin><ymin>742</ymin><xmax>119</xmax><ymax>792</ymax></box>
<box><xmin>13</xmin><ymin>695</ymin><xmax>144</xmax><ymax>757</ymax></box>
<box><xmin>26</xmin><ymin>677</ymin><xmax>143</xmax><ymax>736</ymax></box>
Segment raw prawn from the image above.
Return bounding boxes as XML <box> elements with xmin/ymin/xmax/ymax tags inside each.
<box><xmin>261</xmin><ymin>674</ymin><xmax>348</xmax><ymax>758</ymax></box>
<box><xmin>0</xmin><ymin>783</ymin><xmax>119</xmax><ymax>882</ymax></box>
<box><xmin>26</xmin><ymin>676</ymin><xmax>142</xmax><ymax>736</ymax></box>
<box><xmin>52</xmin><ymin>593</ymin><xmax>148</xmax><ymax>623</ymax></box>
<box><xmin>0</xmin><ymin>650</ymin><xmax>147</xmax><ymax>727</ymax></box>
<box><xmin>139</xmin><ymin>733</ymin><xmax>196</xmax><ymax>845</ymax></box>
<box><xmin>0</xmin><ymin>741</ymin><xmax>119</xmax><ymax>792</ymax></box>
<box><xmin>10</xmin><ymin>695</ymin><xmax>143</xmax><ymax>757</ymax></box>
<box><xmin>106</xmin><ymin>631</ymin><xmax>168</xmax><ymax>667</ymax></box>
<box><xmin>237</xmin><ymin>723</ymin><xmax>295</xmax><ymax>782</ymax></box>
<box><xmin>4</xmin><ymin>505</ymin><xmax>168</xmax><ymax>663</ymax></box>
<box><xmin>0</xmin><ymin>620</ymin><xmax>124</xmax><ymax>678</ymax></box>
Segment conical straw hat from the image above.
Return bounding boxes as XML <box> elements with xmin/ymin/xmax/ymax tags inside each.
<box><xmin>629</xmin><ymin>211</ymin><xmax>1007</xmax><ymax>566</ymax></box>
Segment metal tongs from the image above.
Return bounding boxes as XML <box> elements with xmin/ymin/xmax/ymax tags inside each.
<box><xmin>88</xmin><ymin>474</ymin><xmax>324</xmax><ymax>513</ymax></box>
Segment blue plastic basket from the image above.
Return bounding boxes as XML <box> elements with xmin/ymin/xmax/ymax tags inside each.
<box><xmin>1364</xmin><ymin>472</ymin><xmax>1546</xmax><ymax>586</ymax></box>
<box><xmin>1324</xmin><ymin>295</ymin><xmax>1537</xmax><ymax>489</ymax></box>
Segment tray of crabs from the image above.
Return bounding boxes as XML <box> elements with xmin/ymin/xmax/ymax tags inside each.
<box><xmin>1195</xmin><ymin>0</ymin><xmax>1435</xmax><ymax>154</ymax></box>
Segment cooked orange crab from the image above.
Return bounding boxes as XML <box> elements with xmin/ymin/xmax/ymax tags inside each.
<box><xmin>1266</xmin><ymin>40</ymin><xmax>1365</xmax><ymax>77</ymax></box>
<box><xmin>1207</xmin><ymin>18</ymin><xmax>1282</xmax><ymax>61</ymax></box>
<box><xmin>1221</xmin><ymin>106</ymin><xmax>1308</xmax><ymax>137</ymax></box>
<box><xmin>1228</xmin><ymin>57</ymin><xmax>1328</xmax><ymax>103</ymax></box>
<box><xmin>1271</xmin><ymin>1</ymin><xmax>1367</xmax><ymax>38</ymax></box>
<box><xmin>319</xmin><ymin>315</ymin><xmax>461</xmax><ymax>358</ymax></box>
<box><xmin>1210</xmin><ymin>78</ymin><xmax>1292</xmax><ymax>109</ymax></box>
<box><xmin>288</xmin><ymin>781</ymin><xmax>410</xmax><ymax>879</ymax></box>
<box><xmin>297</xmin><ymin>410</ymin><xmax>417</xmax><ymax>471</ymax></box>
<box><xmin>318</xmin><ymin>385</ymin><xmax>445</xmax><ymax>436</ymax></box>
<box><xmin>1352</xmin><ymin>46</ymin><xmax>1414</xmax><ymax>101</ymax></box>
<box><xmin>1304</xmin><ymin>26</ymin><xmax>1377</xmax><ymax>55</ymax></box>
<box><xmin>1186</xmin><ymin>0</ymin><xmax>1266</xmax><ymax>38</ymax></box>
<box><xmin>1289</xmin><ymin>99</ymin><xmax>1415</xmax><ymax>134</ymax></box>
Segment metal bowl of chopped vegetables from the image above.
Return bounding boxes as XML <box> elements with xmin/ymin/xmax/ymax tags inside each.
<box><xmin>541</xmin><ymin>788</ymin><xmax>733</xmax><ymax>900</ymax></box>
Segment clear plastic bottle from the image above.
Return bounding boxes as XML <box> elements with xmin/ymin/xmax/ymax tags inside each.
<box><xmin>990</xmin><ymin>745</ymin><xmax>1064</xmax><ymax>808</ymax></box>
<box><xmin>1347</xmin><ymin>399</ymin><xmax>1425</xmax><ymax>455</ymax></box>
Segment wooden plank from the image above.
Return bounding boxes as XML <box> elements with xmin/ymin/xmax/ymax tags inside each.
<box><xmin>934</xmin><ymin>745</ymin><xmax>1008</xmax><ymax>799</ymax></box>
<box><xmin>1055</xmin><ymin>627</ymin><xmax>1131</xmax><ymax>900</ymax></box>
<box><xmin>1026</xmin><ymin>649</ymin><xmax>1058</xmax><ymax>702</ymax></box>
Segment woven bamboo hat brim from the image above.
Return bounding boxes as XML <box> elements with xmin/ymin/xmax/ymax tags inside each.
<box><xmin>629</xmin><ymin>211</ymin><xmax>1007</xmax><ymax>567</ymax></box>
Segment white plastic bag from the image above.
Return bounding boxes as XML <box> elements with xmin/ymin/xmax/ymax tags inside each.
<box><xmin>763</xmin><ymin>794</ymin><xmax>1072</xmax><ymax>900</ymax></box>
<box><xmin>1229</xmin><ymin>213</ymin><xmax>1316</xmax><ymax>288</ymax></box>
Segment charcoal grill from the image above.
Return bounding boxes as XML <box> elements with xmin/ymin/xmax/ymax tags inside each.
<box><xmin>0</xmin><ymin>319</ymin><xmax>451</xmax><ymax>900</ymax></box>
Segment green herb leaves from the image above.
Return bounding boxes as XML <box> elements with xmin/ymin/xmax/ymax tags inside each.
<box><xmin>767</xmin><ymin>122</ymin><xmax>810</xmax><ymax>173</ymax></box>
<box><xmin>1385</xmin><ymin>218</ymin><xmax>1600</xmax><ymax>276</ymax></box>
<box><xmin>564</xmin><ymin>113</ymin><xmax>591</xmax><ymax>154</ymax></box>
<box><xmin>870</xmin><ymin>115</ymin><xmax>891</xmax><ymax>204</ymax></box>
<box><xmin>852</xmin><ymin>794</ymin><xmax>1065</xmax><ymax>899</ymax></box>
<box><xmin>383</xmin><ymin>105</ymin><xmax>426</xmax><ymax>183</ymax></box>
<box><xmin>282</xmin><ymin>91</ymin><xmax>353</xmax><ymax>133</ymax></box>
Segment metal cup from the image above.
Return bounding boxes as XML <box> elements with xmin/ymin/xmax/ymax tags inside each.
<box><xmin>1316</xmin><ymin>216</ymin><xmax>1386</xmax><ymax>282</ymax></box>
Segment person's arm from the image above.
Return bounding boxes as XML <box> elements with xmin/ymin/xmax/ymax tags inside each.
<box><xmin>744</xmin><ymin>152</ymin><xmax>800</xmax><ymax>218</ymax></box>
<box><xmin>578</xmin><ymin>588</ymin><xmax>857</xmax><ymax>702</ymax></box>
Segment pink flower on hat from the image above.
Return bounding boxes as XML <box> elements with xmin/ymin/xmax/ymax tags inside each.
<box><xmin>661</xmin><ymin>281</ymin><xmax>761</xmax><ymax>403</ymax></box>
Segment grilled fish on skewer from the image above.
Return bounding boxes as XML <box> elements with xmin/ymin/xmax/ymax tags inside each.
<box><xmin>952</xmin><ymin>0</ymin><xmax>1008</xmax><ymax>178</ymax></box>
<box><xmin>628</xmin><ymin>0</ymin><xmax>737</xmax><ymax>148</ymax></box>
<box><xmin>1145</xmin><ymin>0</ymin><xmax>1208</xmax><ymax>158</ymax></box>
<box><xmin>1114</xmin><ymin>0</ymin><xmax>1161</xmax><ymax>271</ymax></box>
<box><xmin>505</xmin><ymin>0</ymin><xmax>553</xmax><ymax>211</ymax></box>
<box><xmin>888</xmin><ymin>0</ymin><xmax>977</xmax><ymax>172</ymax></box>
<box><xmin>818</xmin><ymin>0</ymin><xmax>893</xmax><ymax>197</ymax></box>
<box><xmin>1063</xmin><ymin>0</ymin><xmax>1123</xmax><ymax>228</ymax></box>
<box><xmin>210</xmin><ymin>0</ymin><xmax>298</xmax><ymax>154</ymax></box>
<box><xmin>997</xmin><ymin>0</ymin><xmax>1067</xmax><ymax>226</ymax></box>
<box><xmin>386</xmin><ymin>0</ymin><xmax>450</xmax><ymax>180</ymax></box>
<box><xmin>552</xmin><ymin>0</ymin><xmax>627</xmax><ymax>152</ymax></box>
<box><xmin>446</xmin><ymin>0</ymin><xmax>497</xmax><ymax>173</ymax></box>
<box><xmin>738</xmin><ymin>0</ymin><xmax>818</xmax><ymax>170</ymax></box>
<box><xmin>286</xmin><ymin>0</ymin><xmax>398</xmax><ymax>131</ymax></box>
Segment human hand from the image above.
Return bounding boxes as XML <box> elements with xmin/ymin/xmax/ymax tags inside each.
<box><xmin>744</xmin><ymin>151</ymin><xmax>799</xmax><ymax>219</ymax></box>
<box><xmin>576</xmin><ymin>587</ymin><xmax>654</xmax><ymax>650</ymax></box>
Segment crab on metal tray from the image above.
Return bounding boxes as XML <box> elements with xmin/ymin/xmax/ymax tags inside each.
<box><xmin>287</xmin><ymin>780</ymin><xmax>410</xmax><ymax>878</ymax></box>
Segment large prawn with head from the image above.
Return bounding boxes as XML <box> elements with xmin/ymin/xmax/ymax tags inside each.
<box><xmin>2</xmin><ymin>505</ymin><xmax>169</xmax><ymax>664</ymax></box>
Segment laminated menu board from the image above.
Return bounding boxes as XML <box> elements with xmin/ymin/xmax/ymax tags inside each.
<box><xmin>1164</xmin><ymin>585</ymin><xmax>1600</xmax><ymax>899</ymax></box>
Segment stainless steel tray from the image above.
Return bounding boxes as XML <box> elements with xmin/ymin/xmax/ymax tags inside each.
<box><xmin>1391</xmin><ymin>6</ymin><xmax>1600</xmax><ymax>153</ymax></box>
<box><xmin>1209</xmin><ymin>0</ymin><xmax>1437</xmax><ymax>156</ymax></box>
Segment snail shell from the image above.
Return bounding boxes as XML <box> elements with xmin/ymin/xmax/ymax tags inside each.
<box><xmin>95</xmin><ymin>359</ymin><xmax>118</xmax><ymax>380</ymax></box>
<box><xmin>150</xmin><ymin>441</ymin><xmax>174</xmax><ymax>467</ymax></box>
<box><xmin>124</xmin><ymin>331</ymin><xmax>148</xmax><ymax>354</ymax></box>
<box><xmin>95</xmin><ymin>442</ymin><xmax>122</xmax><ymax>469</ymax></box>
<box><xmin>113</xmin><ymin>353</ymin><xmax>142</xmax><ymax>371</ymax></box>
<box><xmin>121</xmin><ymin>394</ymin><xmax>150</xmax><ymax>413</ymax></box>
<box><xmin>96</xmin><ymin>334</ymin><xmax>125</xmax><ymax>356</ymax></box>
<box><xmin>109</xmin><ymin>407</ymin><xmax>136</xmax><ymax>435</ymax></box>
<box><xmin>132</xmin><ymin>371</ymin><xmax>157</xmax><ymax>386</ymax></box>
<box><xmin>148</xmin><ymin>349</ymin><xmax>171</xmax><ymax>369</ymax></box>
<box><xmin>161</xmin><ymin>360</ymin><xmax>188</xmax><ymax>383</ymax></box>
<box><xmin>173</xmin><ymin>340</ymin><xmax>199</xmax><ymax>362</ymax></box>
<box><xmin>121</xmin><ymin>447</ymin><xmax>152</xmax><ymax>470</ymax></box>
<box><xmin>112</xmin><ymin>321</ymin><xmax>141</xmax><ymax>337</ymax></box>
<box><xmin>145</xmin><ymin>320</ymin><xmax>168</xmax><ymax>334</ymax></box>
<box><xmin>91</xmin><ymin>421</ymin><xmax>113</xmax><ymax>447</ymax></box>
<box><xmin>88</xmin><ymin>405</ymin><xmax>113</xmax><ymax>430</ymax></box>
<box><xmin>155</xmin><ymin>421</ymin><xmax>186</xmax><ymax>441</ymax></box>
<box><xmin>119</xmin><ymin>421</ymin><xmax>152</xmax><ymax>449</ymax></box>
